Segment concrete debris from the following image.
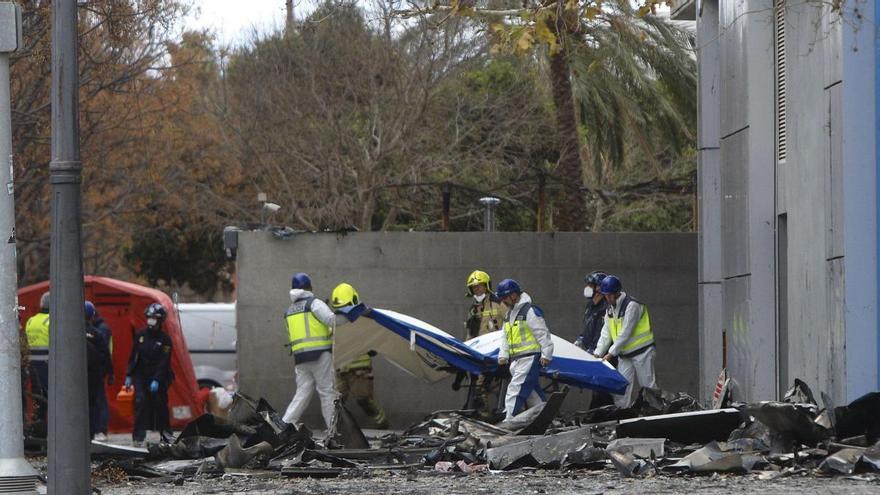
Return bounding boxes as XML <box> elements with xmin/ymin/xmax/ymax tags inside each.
<box><xmin>486</xmin><ymin>426</ymin><xmax>591</xmax><ymax>469</ymax></box>
<box><xmin>608</xmin><ymin>450</ymin><xmax>648</xmax><ymax>478</ymax></box>
<box><xmin>81</xmin><ymin>381</ymin><xmax>880</xmax><ymax>488</ymax></box>
<box><xmin>819</xmin><ymin>448</ymin><xmax>864</xmax><ymax>475</ymax></box>
<box><xmin>665</xmin><ymin>441</ymin><xmax>762</xmax><ymax>473</ymax></box>
<box><xmin>215</xmin><ymin>435</ymin><xmax>274</xmax><ymax>469</ymax></box>
<box><xmin>743</xmin><ymin>402</ymin><xmax>829</xmax><ymax>448</ymax></box>
<box><xmin>606</xmin><ymin>438</ymin><xmax>665</xmax><ymax>458</ymax></box>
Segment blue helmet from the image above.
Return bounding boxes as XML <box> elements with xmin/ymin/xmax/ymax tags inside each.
<box><xmin>599</xmin><ymin>275</ymin><xmax>622</xmax><ymax>295</ymax></box>
<box><xmin>495</xmin><ymin>279</ymin><xmax>522</xmax><ymax>299</ymax></box>
<box><xmin>84</xmin><ymin>301</ymin><xmax>97</xmax><ymax>320</ymax></box>
<box><xmin>584</xmin><ymin>271</ymin><xmax>607</xmax><ymax>286</ymax></box>
<box><xmin>291</xmin><ymin>272</ymin><xmax>312</xmax><ymax>290</ymax></box>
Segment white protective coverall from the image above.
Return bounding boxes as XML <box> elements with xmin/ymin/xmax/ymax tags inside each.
<box><xmin>498</xmin><ymin>292</ymin><xmax>554</xmax><ymax>419</ymax></box>
<box><xmin>282</xmin><ymin>289</ymin><xmax>349</xmax><ymax>429</ymax></box>
<box><xmin>594</xmin><ymin>292</ymin><xmax>657</xmax><ymax>408</ymax></box>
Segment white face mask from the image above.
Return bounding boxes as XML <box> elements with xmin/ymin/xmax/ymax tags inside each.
<box><xmin>473</xmin><ymin>293</ymin><xmax>487</xmax><ymax>303</ymax></box>
<box><xmin>147</xmin><ymin>317</ymin><xmax>158</xmax><ymax>327</ymax></box>
<box><xmin>583</xmin><ymin>286</ymin><xmax>594</xmax><ymax>299</ymax></box>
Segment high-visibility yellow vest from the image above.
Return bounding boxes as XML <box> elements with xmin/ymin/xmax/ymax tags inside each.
<box><xmin>340</xmin><ymin>353</ymin><xmax>372</xmax><ymax>372</ymax></box>
<box><xmin>608</xmin><ymin>297</ymin><xmax>654</xmax><ymax>355</ymax></box>
<box><xmin>285</xmin><ymin>297</ymin><xmax>332</xmax><ymax>356</ymax></box>
<box><xmin>504</xmin><ymin>303</ymin><xmax>542</xmax><ymax>359</ymax></box>
<box><xmin>26</xmin><ymin>312</ymin><xmax>50</xmax><ymax>349</ymax></box>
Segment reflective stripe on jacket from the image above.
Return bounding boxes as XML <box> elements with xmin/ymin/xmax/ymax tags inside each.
<box><xmin>285</xmin><ymin>296</ymin><xmax>332</xmax><ymax>355</ymax></box>
<box><xmin>503</xmin><ymin>303</ymin><xmax>542</xmax><ymax>359</ymax></box>
<box><xmin>339</xmin><ymin>353</ymin><xmax>372</xmax><ymax>372</ymax></box>
<box><xmin>608</xmin><ymin>297</ymin><xmax>654</xmax><ymax>356</ymax></box>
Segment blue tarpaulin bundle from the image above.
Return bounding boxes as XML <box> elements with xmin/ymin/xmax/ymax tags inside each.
<box><xmin>334</xmin><ymin>305</ymin><xmax>627</xmax><ymax>395</ymax></box>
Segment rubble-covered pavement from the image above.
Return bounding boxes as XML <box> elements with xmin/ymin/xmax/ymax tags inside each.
<box><xmin>29</xmin><ymin>382</ymin><xmax>880</xmax><ymax>494</ymax></box>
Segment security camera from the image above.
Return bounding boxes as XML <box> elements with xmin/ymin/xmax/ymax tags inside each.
<box><xmin>263</xmin><ymin>202</ymin><xmax>281</xmax><ymax>213</ymax></box>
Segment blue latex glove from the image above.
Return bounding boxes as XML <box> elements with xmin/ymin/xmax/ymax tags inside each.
<box><xmin>124</xmin><ymin>376</ymin><xmax>132</xmax><ymax>388</ymax></box>
<box><xmin>150</xmin><ymin>380</ymin><xmax>159</xmax><ymax>393</ymax></box>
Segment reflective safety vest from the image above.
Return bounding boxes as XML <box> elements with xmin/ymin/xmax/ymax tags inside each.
<box><xmin>340</xmin><ymin>353</ymin><xmax>372</xmax><ymax>373</ymax></box>
<box><xmin>608</xmin><ymin>296</ymin><xmax>654</xmax><ymax>356</ymax></box>
<box><xmin>504</xmin><ymin>303</ymin><xmax>542</xmax><ymax>359</ymax></box>
<box><xmin>26</xmin><ymin>312</ymin><xmax>50</xmax><ymax>361</ymax></box>
<box><xmin>285</xmin><ymin>297</ymin><xmax>332</xmax><ymax>356</ymax></box>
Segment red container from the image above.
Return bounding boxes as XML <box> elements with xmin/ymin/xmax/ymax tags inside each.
<box><xmin>116</xmin><ymin>386</ymin><xmax>135</xmax><ymax>418</ymax></box>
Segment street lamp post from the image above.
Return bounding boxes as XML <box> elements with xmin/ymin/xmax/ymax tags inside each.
<box><xmin>0</xmin><ymin>3</ymin><xmax>38</xmax><ymax>492</ymax></box>
<box><xmin>48</xmin><ymin>0</ymin><xmax>90</xmax><ymax>493</ymax></box>
<box><xmin>478</xmin><ymin>197</ymin><xmax>501</xmax><ymax>233</ymax></box>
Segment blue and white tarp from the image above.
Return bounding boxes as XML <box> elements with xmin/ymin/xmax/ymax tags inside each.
<box><xmin>466</xmin><ymin>331</ymin><xmax>629</xmax><ymax>395</ymax></box>
<box><xmin>334</xmin><ymin>305</ymin><xmax>628</xmax><ymax>395</ymax></box>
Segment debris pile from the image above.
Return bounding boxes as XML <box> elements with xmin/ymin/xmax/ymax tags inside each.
<box><xmin>88</xmin><ymin>382</ymin><xmax>880</xmax><ymax>485</ymax></box>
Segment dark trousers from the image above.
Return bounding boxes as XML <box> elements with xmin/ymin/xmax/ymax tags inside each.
<box><xmin>96</xmin><ymin>384</ymin><xmax>109</xmax><ymax>434</ymax></box>
<box><xmin>88</xmin><ymin>372</ymin><xmax>104</xmax><ymax>438</ymax></box>
<box><xmin>132</xmin><ymin>377</ymin><xmax>169</xmax><ymax>441</ymax></box>
<box><xmin>28</xmin><ymin>362</ymin><xmax>49</xmax><ymax>423</ymax></box>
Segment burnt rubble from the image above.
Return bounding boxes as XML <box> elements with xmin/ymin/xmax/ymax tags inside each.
<box><xmin>83</xmin><ymin>383</ymin><xmax>880</xmax><ymax>485</ymax></box>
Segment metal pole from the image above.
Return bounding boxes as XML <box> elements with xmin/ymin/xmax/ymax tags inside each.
<box><xmin>0</xmin><ymin>3</ymin><xmax>38</xmax><ymax>493</ymax></box>
<box><xmin>441</xmin><ymin>183</ymin><xmax>450</xmax><ymax>231</ymax></box>
<box><xmin>478</xmin><ymin>197</ymin><xmax>500</xmax><ymax>233</ymax></box>
<box><xmin>48</xmin><ymin>0</ymin><xmax>89</xmax><ymax>493</ymax></box>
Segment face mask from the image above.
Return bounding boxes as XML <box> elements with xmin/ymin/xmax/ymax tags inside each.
<box><xmin>473</xmin><ymin>293</ymin><xmax>487</xmax><ymax>303</ymax></box>
<box><xmin>583</xmin><ymin>286</ymin><xmax>594</xmax><ymax>299</ymax></box>
<box><xmin>147</xmin><ymin>317</ymin><xmax>158</xmax><ymax>327</ymax></box>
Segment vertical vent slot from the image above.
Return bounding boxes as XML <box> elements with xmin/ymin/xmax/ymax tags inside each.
<box><xmin>775</xmin><ymin>0</ymin><xmax>787</xmax><ymax>162</ymax></box>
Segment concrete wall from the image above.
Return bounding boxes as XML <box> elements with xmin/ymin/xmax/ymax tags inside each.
<box><xmin>235</xmin><ymin>232</ymin><xmax>698</xmax><ymax>427</ymax></box>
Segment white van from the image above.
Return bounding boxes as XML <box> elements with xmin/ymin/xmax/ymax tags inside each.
<box><xmin>177</xmin><ymin>303</ymin><xmax>237</xmax><ymax>390</ymax></box>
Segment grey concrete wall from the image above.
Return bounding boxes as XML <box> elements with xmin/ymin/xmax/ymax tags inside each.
<box><xmin>235</xmin><ymin>232</ymin><xmax>698</xmax><ymax>427</ymax></box>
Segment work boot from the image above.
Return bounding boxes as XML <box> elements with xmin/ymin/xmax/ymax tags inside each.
<box><xmin>93</xmin><ymin>432</ymin><xmax>108</xmax><ymax>442</ymax></box>
<box><xmin>132</xmin><ymin>439</ymin><xmax>144</xmax><ymax>448</ymax></box>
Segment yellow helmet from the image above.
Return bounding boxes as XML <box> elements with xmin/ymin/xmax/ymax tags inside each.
<box><xmin>331</xmin><ymin>283</ymin><xmax>360</xmax><ymax>309</ymax></box>
<box><xmin>466</xmin><ymin>270</ymin><xmax>491</xmax><ymax>295</ymax></box>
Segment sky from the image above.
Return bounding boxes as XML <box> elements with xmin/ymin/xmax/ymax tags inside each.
<box><xmin>185</xmin><ymin>0</ymin><xmax>291</xmax><ymax>46</ymax></box>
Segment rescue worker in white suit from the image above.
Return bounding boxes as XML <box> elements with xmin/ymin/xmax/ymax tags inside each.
<box><xmin>593</xmin><ymin>275</ymin><xmax>657</xmax><ymax>408</ymax></box>
<box><xmin>282</xmin><ymin>272</ymin><xmax>350</xmax><ymax>430</ymax></box>
<box><xmin>495</xmin><ymin>279</ymin><xmax>553</xmax><ymax>420</ymax></box>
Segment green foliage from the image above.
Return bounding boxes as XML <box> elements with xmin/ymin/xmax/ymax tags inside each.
<box><xmin>123</xmin><ymin>221</ymin><xmax>232</xmax><ymax>298</ymax></box>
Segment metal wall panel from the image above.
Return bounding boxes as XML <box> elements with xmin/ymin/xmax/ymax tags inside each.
<box><xmin>719</xmin><ymin>0</ymin><xmax>749</xmax><ymax>137</ymax></box>
<box><xmin>720</xmin><ymin>129</ymin><xmax>749</xmax><ymax>279</ymax></box>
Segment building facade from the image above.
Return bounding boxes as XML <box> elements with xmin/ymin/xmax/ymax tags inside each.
<box><xmin>680</xmin><ymin>0</ymin><xmax>878</xmax><ymax>403</ymax></box>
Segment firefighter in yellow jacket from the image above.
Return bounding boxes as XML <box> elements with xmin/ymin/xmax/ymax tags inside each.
<box><xmin>459</xmin><ymin>270</ymin><xmax>505</xmax><ymax>417</ymax></box>
<box><xmin>332</xmin><ymin>283</ymin><xmax>389</xmax><ymax>429</ymax></box>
